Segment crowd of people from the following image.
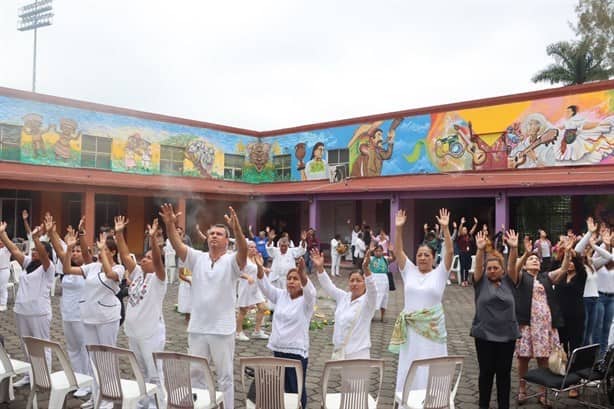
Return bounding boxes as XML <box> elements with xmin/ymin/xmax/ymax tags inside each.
<box><xmin>0</xmin><ymin>204</ymin><xmax>612</xmax><ymax>409</ymax></box>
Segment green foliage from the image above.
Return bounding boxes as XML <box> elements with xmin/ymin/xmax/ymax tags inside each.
<box><xmin>574</xmin><ymin>0</ymin><xmax>614</xmax><ymax>69</ymax></box>
<box><xmin>532</xmin><ymin>39</ymin><xmax>613</xmax><ymax>85</ymax></box>
<box><xmin>242</xmin><ymin>164</ymin><xmax>275</xmax><ymax>183</ymax></box>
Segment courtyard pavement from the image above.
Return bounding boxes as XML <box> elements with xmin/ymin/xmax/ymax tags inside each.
<box><xmin>0</xmin><ymin>262</ymin><xmax>605</xmax><ymax>408</ymax></box>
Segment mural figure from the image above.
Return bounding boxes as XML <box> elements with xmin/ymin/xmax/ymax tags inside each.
<box><xmin>556</xmin><ymin>105</ymin><xmax>614</xmax><ymax>162</ymax></box>
<box><xmin>301</xmin><ymin>142</ymin><xmax>329</xmax><ymax>180</ymax></box>
<box><xmin>142</xmin><ymin>145</ymin><xmax>152</xmax><ymax>171</ymax></box>
<box><xmin>185</xmin><ymin>139</ymin><xmax>216</xmax><ymax>177</ymax></box>
<box><xmin>349</xmin><ymin>118</ymin><xmax>402</xmax><ymax>177</ymax></box>
<box><xmin>508</xmin><ymin>114</ymin><xmax>559</xmax><ymax>168</ymax></box>
<box><xmin>22</xmin><ymin>113</ymin><xmax>50</xmax><ymax>158</ymax></box>
<box><xmin>295</xmin><ymin>143</ymin><xmax>306</xmax><ymax>171</ymax></box>
<box><xmin>54</xmin><ymin>118</ymin><xmax>80</xmax><ymax>161</ymax></box>
<box><xmin>246</xmin><ymin>142</ymin><xmax>271</xmax><ymax>173</ymax></box>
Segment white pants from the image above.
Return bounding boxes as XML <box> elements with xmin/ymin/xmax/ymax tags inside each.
<box><xmin>63</xmin><ymin>320</ymin><xmax>89</xmax><ymax>375</ymax></box>
<box><xmin>0</xmin><ymin>268</ymin><xmax>9</xmax><ymax>305</ymax></box>
<box><xmin>188</xmin><ymin>333</ymin><xmax>235</xmax><ymax>409</ymax></box>
<box><xmin>83</xmin><ymin>320</ymin><xmax>119</xmax><ymax>407</ymax></box>
<box><xmin>128</xmin><ymin>324</ymin><xmax>166</xmax><ymax>409</ymax></box>
<box><xmin>331</xmin><ymin>253</ymin><xmax>341</xmax><ymax>277</ymax></box>
<box><xmin>15</xmin><ymin>313</ymin><xmax>52</xmax><ymax>367</ymax></box>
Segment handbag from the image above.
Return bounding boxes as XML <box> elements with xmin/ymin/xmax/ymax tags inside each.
<box><xmin>331</xmin><ymin>299</ymin><xmax>364</xmax><ymax>360</ymax></box>
<box><xmin>382</xmin><ymin>257</ymin><xmax>396</xmax><ymax>291</ymax></box>
<box><xmin>548</xmin><ymin>343</ymin><xmax>568</xmax><ymax>376</ymax></box>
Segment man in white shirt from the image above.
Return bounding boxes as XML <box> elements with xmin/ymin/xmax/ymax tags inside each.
<box><xmin>159</xmin><ymin>204</ymin><xmax>247</xmax><ymax>409</ymax></box>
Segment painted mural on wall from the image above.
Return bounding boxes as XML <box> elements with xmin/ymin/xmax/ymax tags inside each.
<box><xmin>0</xmin><ymin>87</ymin><xmax>613</xmax><ymax>184</ymax></box>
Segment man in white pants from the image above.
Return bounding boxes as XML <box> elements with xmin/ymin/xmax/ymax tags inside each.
<box><xmin>159</xmin><ymin>204</ymin><xmax>247</xmax><ymax>409</ymax></box>
<box><xmin>330</xmin><ymin>234</ymin><xmax>342</xmax><ymax>277</ymax></box>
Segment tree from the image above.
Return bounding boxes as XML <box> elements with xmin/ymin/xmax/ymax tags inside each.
<box><xmin>532</xmin><ymin>39</ymin><xmax>613</xmax><ymax>85</ymax></box>
<box><xmin>573</xmin><ymin>0</ymin><xmax>614</xmax><ymax>70</ymax></box>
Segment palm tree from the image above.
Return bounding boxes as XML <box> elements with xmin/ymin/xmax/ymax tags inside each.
<box><xmin>532</xmin><ymin>39</ymin><xmax>613</xmax><ymax>85</ymax></box>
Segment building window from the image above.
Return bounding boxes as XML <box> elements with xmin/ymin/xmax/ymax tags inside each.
<box><xmin>328</xmin><ymin>148</ymin><xmax>349</xmax><ymax>179</ymax></box>
<box><xmin>273</xmin><ymin>154</ymin><xmax>291</xmax><ymax>181</ymax></box>
<box><xmin>81</xmin><ymin>134</ymin><xmax>111</xmax><ymax>169</ymax></box>
<box><xmin>0</xmin><ymin>124</ymin><xmax>21</xmax><ymax>161</ymax></box>
<box><xmin>224</xmin><ymin>154</ymin><xmax>244</xmax><ymax>180</ymax></box>
<box><xmin>160</xmin><ymin>145</ymin><xmax>184</xmax><ymax>174</ymax></box>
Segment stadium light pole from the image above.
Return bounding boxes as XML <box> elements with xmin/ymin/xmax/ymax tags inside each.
<box><xmin>17</xmin><ymin>0</ymin><xmax>54</xmax><ymax>92</ymax></box>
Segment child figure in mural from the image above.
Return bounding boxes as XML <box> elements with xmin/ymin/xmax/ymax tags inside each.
<box><xmin>301</xmin><ymin>142</ymin><xmax>329</xmax><ymax>180</ymax></box>
<box><xmin>22</xmin><ymin>113</ymin><xmax>50</xmax><ymax>158</ymax></box>
<box><xmin>350</xmin><ymin>118</ymin><xmax>402</xmax><ymax>178</ymax></box>
<box><xmin>141</xmin><ymin>145</ymin><xmax>152</xmax><ymax>171</ymax></box>
<box><xmin>54</xmin><ymin>118</ymin><xmax>80</xmax><ymax>161</ymax></box>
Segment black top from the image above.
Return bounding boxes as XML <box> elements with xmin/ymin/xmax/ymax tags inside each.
<box><xmin>514</xmin><ymin>271</ymin><xmax>565</xmax><ymax>328</ymax></box>
<box><xmin>554</xmin><ymin>256</ymin><xmax>586</xmax><ymax>323</ymax></box>
<box><xmin>471</xmin><ymin>274</ymin><xmax>521</xmax><ymax>342</ymax></box>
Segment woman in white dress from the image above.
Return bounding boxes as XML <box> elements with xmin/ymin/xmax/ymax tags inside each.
<box><xmin>391</xmin><ymin>208</ymin><xmax>453</xmax><ymax>393</ymax></box>
<box><xmin>313</xmin><ymin>249</ymin><xmax>377</xmax><ymax>359</ymax></box>
<box><xmin>266</xmin><ymin>235</ymin><xmax>306</xmax><ymax>290</ymax></box>
<box><xmin>236</xmin><ymin>241</ymin><xmax>268</xmax><ymax>341</ymax></box>
<box><xmin>369</xmin><ymin>244</ymin><xmax>396</xmax><ymax>322</ymax></box>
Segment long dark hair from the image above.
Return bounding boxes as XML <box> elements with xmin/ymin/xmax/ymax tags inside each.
<box><xmin>26</xmin><ymin>241</ymin><xmax>53</xmax><ymax>274</ymax></box>
<box><xmin>310</xmin><ymin>142</ymin><xmax>325</xmax><ymax>160</ymax></box>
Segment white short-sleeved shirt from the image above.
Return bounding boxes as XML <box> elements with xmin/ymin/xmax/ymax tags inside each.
<box><xmin>583</xmin><ymin>268</ymin><xmax>599</xmax><ymax>298</ymax></box>
<box><xmin>184</xmin><ymin>247</ymin><xmax>242</xmax><ymax>335</ymax></box>
<box><xmin>14</xmin><ymin>256</ymin><xmax>55</xmax><ymax>316</ymax></box>
<box><xmin>0</xmin><ymin>247</ymin><xmax>10</xmax><ymax>270</ymax></box>
<box><xmin>61</xmin><ymin>274</ymin><xmax>85</xmax><ymax>322</ymax></box>
<box><xmin>79</xmin><ymin>262</ymin><xmax>124</xmax><ymax>325</ymax></box>
<box><xmin>258</xmin><ymin>274</ymin><xmax>316</xmax><ymax>358</ymax></box>
<box><xmin>266</xmin><ymin>245</ymin><xmax>306</xmax><ymax>287</ymax></box>
<box><xmin>125</xmin><ymin>265</ymin><xmax>167</xmax><ymax>339</ymax></box>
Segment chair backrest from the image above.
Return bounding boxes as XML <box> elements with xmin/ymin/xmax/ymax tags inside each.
<box><xmin>567</xmin><ymin>343</ymin><xmax>600</xmax><ymax>377</ymax></box>
<box><xmin>0</xmin><ymin>343</ymin><xmax>15</xmax><ymax>378</ymax></box>
<box><xmin>240</xmin><ymin>357</ymin><xmax>303</xmax><ymax>409</ymax></box>
<box><xmin>87</xmin><ymin>344</ymin><xmax>147</xmax><ymax>402</ymax></box>
<box><xmin>23</xmin><ymin>336</ymin><xmax>78</xmax><ymax>392</ymax></box>
<box><xmin>401</xmin><ymin>355</ymin><xmax>464</xmax><ymax>409</ymax></box>
<box><xmin>153</xmin><ymin>351</ymin><xmax>217</xmax><ymax>409</ymax></box>
<box><xmin>320</xmin><ymin>359</ymin><xmax>384</xmax><ymax>409</ymax></box>
<box><xmin>10</xmin><ymin>260</ymin><xmax>22</xmax><ymax>283</ymax></box>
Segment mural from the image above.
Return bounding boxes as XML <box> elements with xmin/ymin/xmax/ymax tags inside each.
<box><xmin>0</xmin><ymin>87</ymin><xmax>613</xmax><ymax>184</ymax></box>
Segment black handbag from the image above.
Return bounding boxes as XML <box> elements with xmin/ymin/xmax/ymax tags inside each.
<box><xmin>387</xmin><ymin>271</ymin><xmax>396</xmax><ymax>291</ymax></box>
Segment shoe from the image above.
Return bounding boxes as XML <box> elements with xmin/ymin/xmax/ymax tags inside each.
<box><xmin>74</xmin><ymin>387</ymin><xmax>91</xmax><ymax>398</ymax></box>
<box><xmin>446</xmin><ymin>280</ymin><xmax>452</xmax><ymax>285</ymax></box>
<box><xmin>252</xmin><ymin>330</ymin><xmax>269</xmax><ymax>340</ymax></box>
<box><xmin>80</xmin><ymin>398</ymin><xmax>94</xmax><ymax>409</ymax></box>
<box><xmin>236</xmin><ymin>331</ymin><xmax>250</xmax><ymax>341</ymax></box>
<box><xmin>0</xmin><ymin>305</ymin><xmax>7</xmax><ymax>311</ymax></box>
<box><xmin>13</xmin><ymin>375</ymin><xmax>30</xmax><ymax>387</ymax></box>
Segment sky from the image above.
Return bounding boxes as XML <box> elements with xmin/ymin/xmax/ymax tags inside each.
<box><xmin>0</xmin><ymin>0</ymin><xmax>580</xmax><ymax>130</ymax></box>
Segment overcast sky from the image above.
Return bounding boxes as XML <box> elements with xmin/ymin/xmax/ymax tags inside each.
<box><xmin>1</xmin><ymin>0</ymin><xmax>579</xmax><ymax>130</ymax></box>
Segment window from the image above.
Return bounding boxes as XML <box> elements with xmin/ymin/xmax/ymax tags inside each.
<box><xmin>224</xmin><ymin>154</ymin><xmax>244</xmax><ymax>180</ymax></box>
<box><xmin>81</xmin><ymin>134</ymin><xmax>111</xmax><ymax>169</ymax></box>
<box><xmin>160</xmin><ymin>145</ymin><xmax>184</xmax><ymax>174</ymax></box>
<box><xmin>273</xmin><ymin>154</ymin><xmax>291</xmax><ymax>181</ymax></box>
<box><xmin>327</xmin><ymin>148</ymin><xmax>349</xmax><ymax>179</ymax></box>
<box><xmin>0</xmin><ymin>124</ymin><xmax>21</xmax><ymax>161</ymax></box>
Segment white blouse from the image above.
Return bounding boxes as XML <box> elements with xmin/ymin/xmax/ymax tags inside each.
<box><xmin>258</xmin><ymin>274</ymin><xmax>316</xmax><ymax>358</ymax></box>
<box><xmin>266</xmin><ymin>244</ymin><xmax>306</xmax><ymax>286</ymax></box>
<box><xmin>317</xmin><ymin>271</ymin><xmax>377</xmax><ymax>355</ymax></box>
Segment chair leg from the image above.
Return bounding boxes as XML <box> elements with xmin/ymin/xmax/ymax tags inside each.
<box><xmin>48</xmin><ymin>389</ymin><xmax>69</xmax><ymax>409</ymax></box>
<box><xmin>25</xmin><ymin>388</ymin><xmax>36</xmax><ymax>409</ymax></box>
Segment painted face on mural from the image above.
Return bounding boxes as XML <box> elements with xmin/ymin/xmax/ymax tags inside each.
<box><xmin>247</xmin><ymin>142</ymin><xmax>271</xmax><ymax>172</ymax></box>
<box><xmin>372</xmin><ymin>129</ymin><xmax>384</xmax><ymax>146</ymax></box>
<box><xmin>527</xmin><ymin>119</ymin><xmax>541</xmax><ymax>138</ymax></box>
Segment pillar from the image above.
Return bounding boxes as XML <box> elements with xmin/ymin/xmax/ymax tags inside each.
<box><xmin>247</xmin><ymin>200</ymin><xmax>258</xmax><ymax>231</ymax></box>
<box><xmin>308</xmin><ymin>197</ymin><xmax>319</xmax><ymax>231</ymax></box>
<box><xmin>82</xmin><ymin>190</ymin><xmax>95</xmax><ymax>244</ymax></box>
<box><xmin>176</xmin><ymin>197</ymin><xmax>187</xmax><ymax>231</ymax></box>
<box><xmin>389</xmin><ymin>194</ymin><xmax>400</xmax><ymax>245</ymax></box>
<box><xmin>126</xmin><ymin>196</ymin><xmax>145</xmax><ymax>255</ymax></box>
<box><xmin>494</xmin><ymin>191</ymin><xmax>509</xmax><ymax>231</ymax></box>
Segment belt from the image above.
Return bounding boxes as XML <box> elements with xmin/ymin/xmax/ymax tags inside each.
<box><xmin>599</xmin><ymin>291</ymin><xmax>614</xmax><ymax>297</ymax></box>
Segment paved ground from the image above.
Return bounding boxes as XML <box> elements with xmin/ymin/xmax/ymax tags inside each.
<box><xmin>0</xmin><ymin>262</ymin><xmax>608</xmax><ymax>408</ymax></box>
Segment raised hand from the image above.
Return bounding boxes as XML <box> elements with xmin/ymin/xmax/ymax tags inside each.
<box><xmin>147</xmin><ymin>218</ymin><xmax>159</xmax><ymax>237</ymax></box>
<box><xmin>114</xmin><ymin>215</ymin><xmax>129</xmax><ymax>233</ymax></box>
<box><xmin>0</xmin><ymin>221</ymin><xmax>7</xmax><ymax>234</ymax></box>
<box><xmin>423</xmin><ymin>223</ymin><xmax>428</xmax><ymax>231</ymax></box>
<box><xmin>452</xmin><ymin>221</ymin><xmax>457</xmax><ymax>229</ymax></box>
<box><xmin>523</xmin><ymin>236</ymin><xmax>533</xmax><ymax>254</ymax></box>
<box><xmin>97</xmin><ymin>232</ymin><xmax>107</xmax><ymax>251</ymax></box>
<box><xmin>78</xmin><ymin>216</ymin><xmax>86</xmax><ymax>233</ymax></box>
<box><xmin>395</xmin><ymin>209</ymin><xmax>407</xmax><ymax>227</ymax></box>
<box><xmin>309</xmin><ymin>248</ymin><xmax>324</xmax><ymax>270</ymax></box>
<box><xmin>297</xmin><ymin>256</ymin><xmax>306</xmax><ymax>274</ymax></box>
<box><xmin>43</xmin><ymin>214</ymin><xmax>55</xmax><ymax>233</ymax></box>
<box><xmin>31</xmin><ymin>224</ymin><xmax>44</xmax><ymax>239</ymax></box>
<box><xmin>300</xmin><ymin>230</ymin><xmax>307</xmax><ymax>241</ymax></box>
<box><xmin>505</xmin><ymin>229</ymin><xmax>519</xmax><ymax>248</ymax></box>
<box><xmin>363</xmin><ymin>248</ymin><xmax>372</xmax><ymax>268</ymax></box>
<box><xmin>473</xmin><ymin>217</ymin><xmax>478</xmax><ymax>225</ymax></box>
<box><xmin>460</xmin><ymin>217</ymin><xmax>466</xmax><ymax>224</ymax></box>
<box><xmin>65</xmin><ymin>230</ymin><xmax>78</xmax><ymax>248</ymax></box>
<box><xmin>159</xmin><ymin>203</ymin><xmax>181</xmax><ymax>226</ymax></box>
<box><xmin>587</xmin><ymin>217</ymin><xmax>597</xmax><ymax>233</ymax></box>
<box><xmin>475</xmin><ymin>231</ymin><xmax>487</xmax><ymax>250</ymax></box>
<box><xmin>436</xmin><ymin>208</ymin><xmax>450</xmax><ymax>228</ymax></box>
<box><xmin>223</xmin><ymin>206</ymin><xmax>240</xmax><ymax>232</ymax></box>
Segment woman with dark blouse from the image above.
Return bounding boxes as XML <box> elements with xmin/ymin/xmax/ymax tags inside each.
<box><xmin>471</xmin><ymin>230</ymin><xmax>520</xmax><ymax>409</ymax></box>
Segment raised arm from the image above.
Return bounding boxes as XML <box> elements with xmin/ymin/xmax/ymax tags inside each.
<box><xmin>394</xmin><ymin>209</ymin><xmax>409</xmax><ymax>271</ymax></box>
<box><xmin>473</xmin><ymin>231</ymin><xmax>487</xmax><ymax>283</ymax></box>
<box><xmin>515</xmin><ymin>236</ymin><xmax>532</xmax><ymax>276</ymax></box>
<box><xmin>0</xmin><ymin>221</ymin><xmax>25</xmax><ymax>266</ymax></box>
<box><xmin>592</xmin><ymin>242</ymin><xmax>614</xmax><ymax>263</ymax></box>
<box><xmin>45</xmin><ymin>214</ymin><xmax>66</xmax><ymax>262</ymax></box>
<box><xmin>505</xmin><ymin>230</ymin><xmax>520</xmax><ymax>284</ymax></box>
<box><xmin>224</xmin><ymin>206</ymin><xmax>247</xmax><ymax>271</ymax></box>
<box><xmin>31</xmin><ymin>224</ymin><xmax>51</xmax><ymax>271</ymax></box>
<box><xmin>149</xmin><ymin>219</ymin><xmax>166</xmax><ymax>282</ymax></box>
<box><xmin>97</xmin><ymin>233</ymin><xmax>119</xmax><ymax>281</ymax></box>
<box><xmin>21</xmin><ymin>209</ymin><xmax>32</xmax><ymax>236</ymax></box>
<box><xmin>158</xmin><ymin>203</ymin><xmax>187</xmax><ymax>261</ymax></box>
<box><xmin>114</xmin><ymin>215</ymin><xmax>136</xmax><ymax>273</ymax></box>
<box><xmin>436</xmin><ymin>208</ymin><xmax>453</xmax><ymax>271</ymax></box>
<box><xmin>78</xmin><ymin>217</ymin><xmax>93</xmax><ymax>264</ymax></box>
<box><xmin>62</xmin><ymin>231</ymin><xmax>85</xmax><ymax>276</ymax></box>
<box><xmin>549</xmin><ymin>238</ymin><xmax>573</xmax><ymax>284</ymax></box>
<box><xmin>195</xmin><ymin>224</ymin><xmax>208</xmax><ymax>243</ymax></box>
<box><xmin>313</xmin><ymin>249</ymin><xmax>345</xmax><ymax>301</ymax></box>
<box><xmin>296</xmin><ymin>256</ymin><xmax>308</xmax><ymax>287</ymax></box>
<box><xmin>469</xmin><ymin>217</ymin><xmax>478</xmax><ymax>235</ymax></box>
<box><xmin>247</xmin><ymin>225</ymin><xmax>255</xmax><ymax>240</ymax></box>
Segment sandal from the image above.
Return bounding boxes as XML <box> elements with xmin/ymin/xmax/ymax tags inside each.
<box><xmin>568</xmin><ymin>389</ymin><xmax>579</xmax><ymax>398</ymax></box>
<box><xmin>517</xmin><ymin>391</ymin><xmax>527</xmax><ymax>405</ymax></box>
<box><xmin>538</xmin><ymin>395</ymin><xmax>551</xmax><ymax>408</ymax></box>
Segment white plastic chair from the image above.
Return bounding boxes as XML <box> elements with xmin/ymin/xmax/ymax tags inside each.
<box><xmin>449</xmin><ymin>255</ymin><xmax>460</xmax><ymax>285</ymax></box>
<box><xmin>394</xmin><ymin>356</ymin><xmax>464</xmax><ymax>409</ymax></box>
<box><xmin>153</xmin><ymin>351</ymin><xmax>223</xmax><ymax>409</ymax></box>
<box><xmin>240</xmin><ymin>356</ymin><xmax>303</xmax><ymax>409</ymax></box>
<box><xmin>10</xmin><ymin>260</ymin><xmax>22</xmax><ymax>284</ymax></box>
<box><xmin>0</xmin><ymin>342</ymin><xmax>31</xmax><ymax>402</ymax></box>
<box><xmin>467</xmin><ymin>256</ymin><xmax>476</xmax><ymax>284</ymax></box>
<box><xmin>22</xmin><ymin>336</ymin><xmax>93</xmax><ymax>409</ymax></box>
<box><xmin>87</xmin><ymin>344</ymin><xmax>159</xmax><ymax>409</ymax></box>
<box><xmin>320</xmin><ymin>359</ymin><xmax>384</xmax><ymax>409</ymax></box>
